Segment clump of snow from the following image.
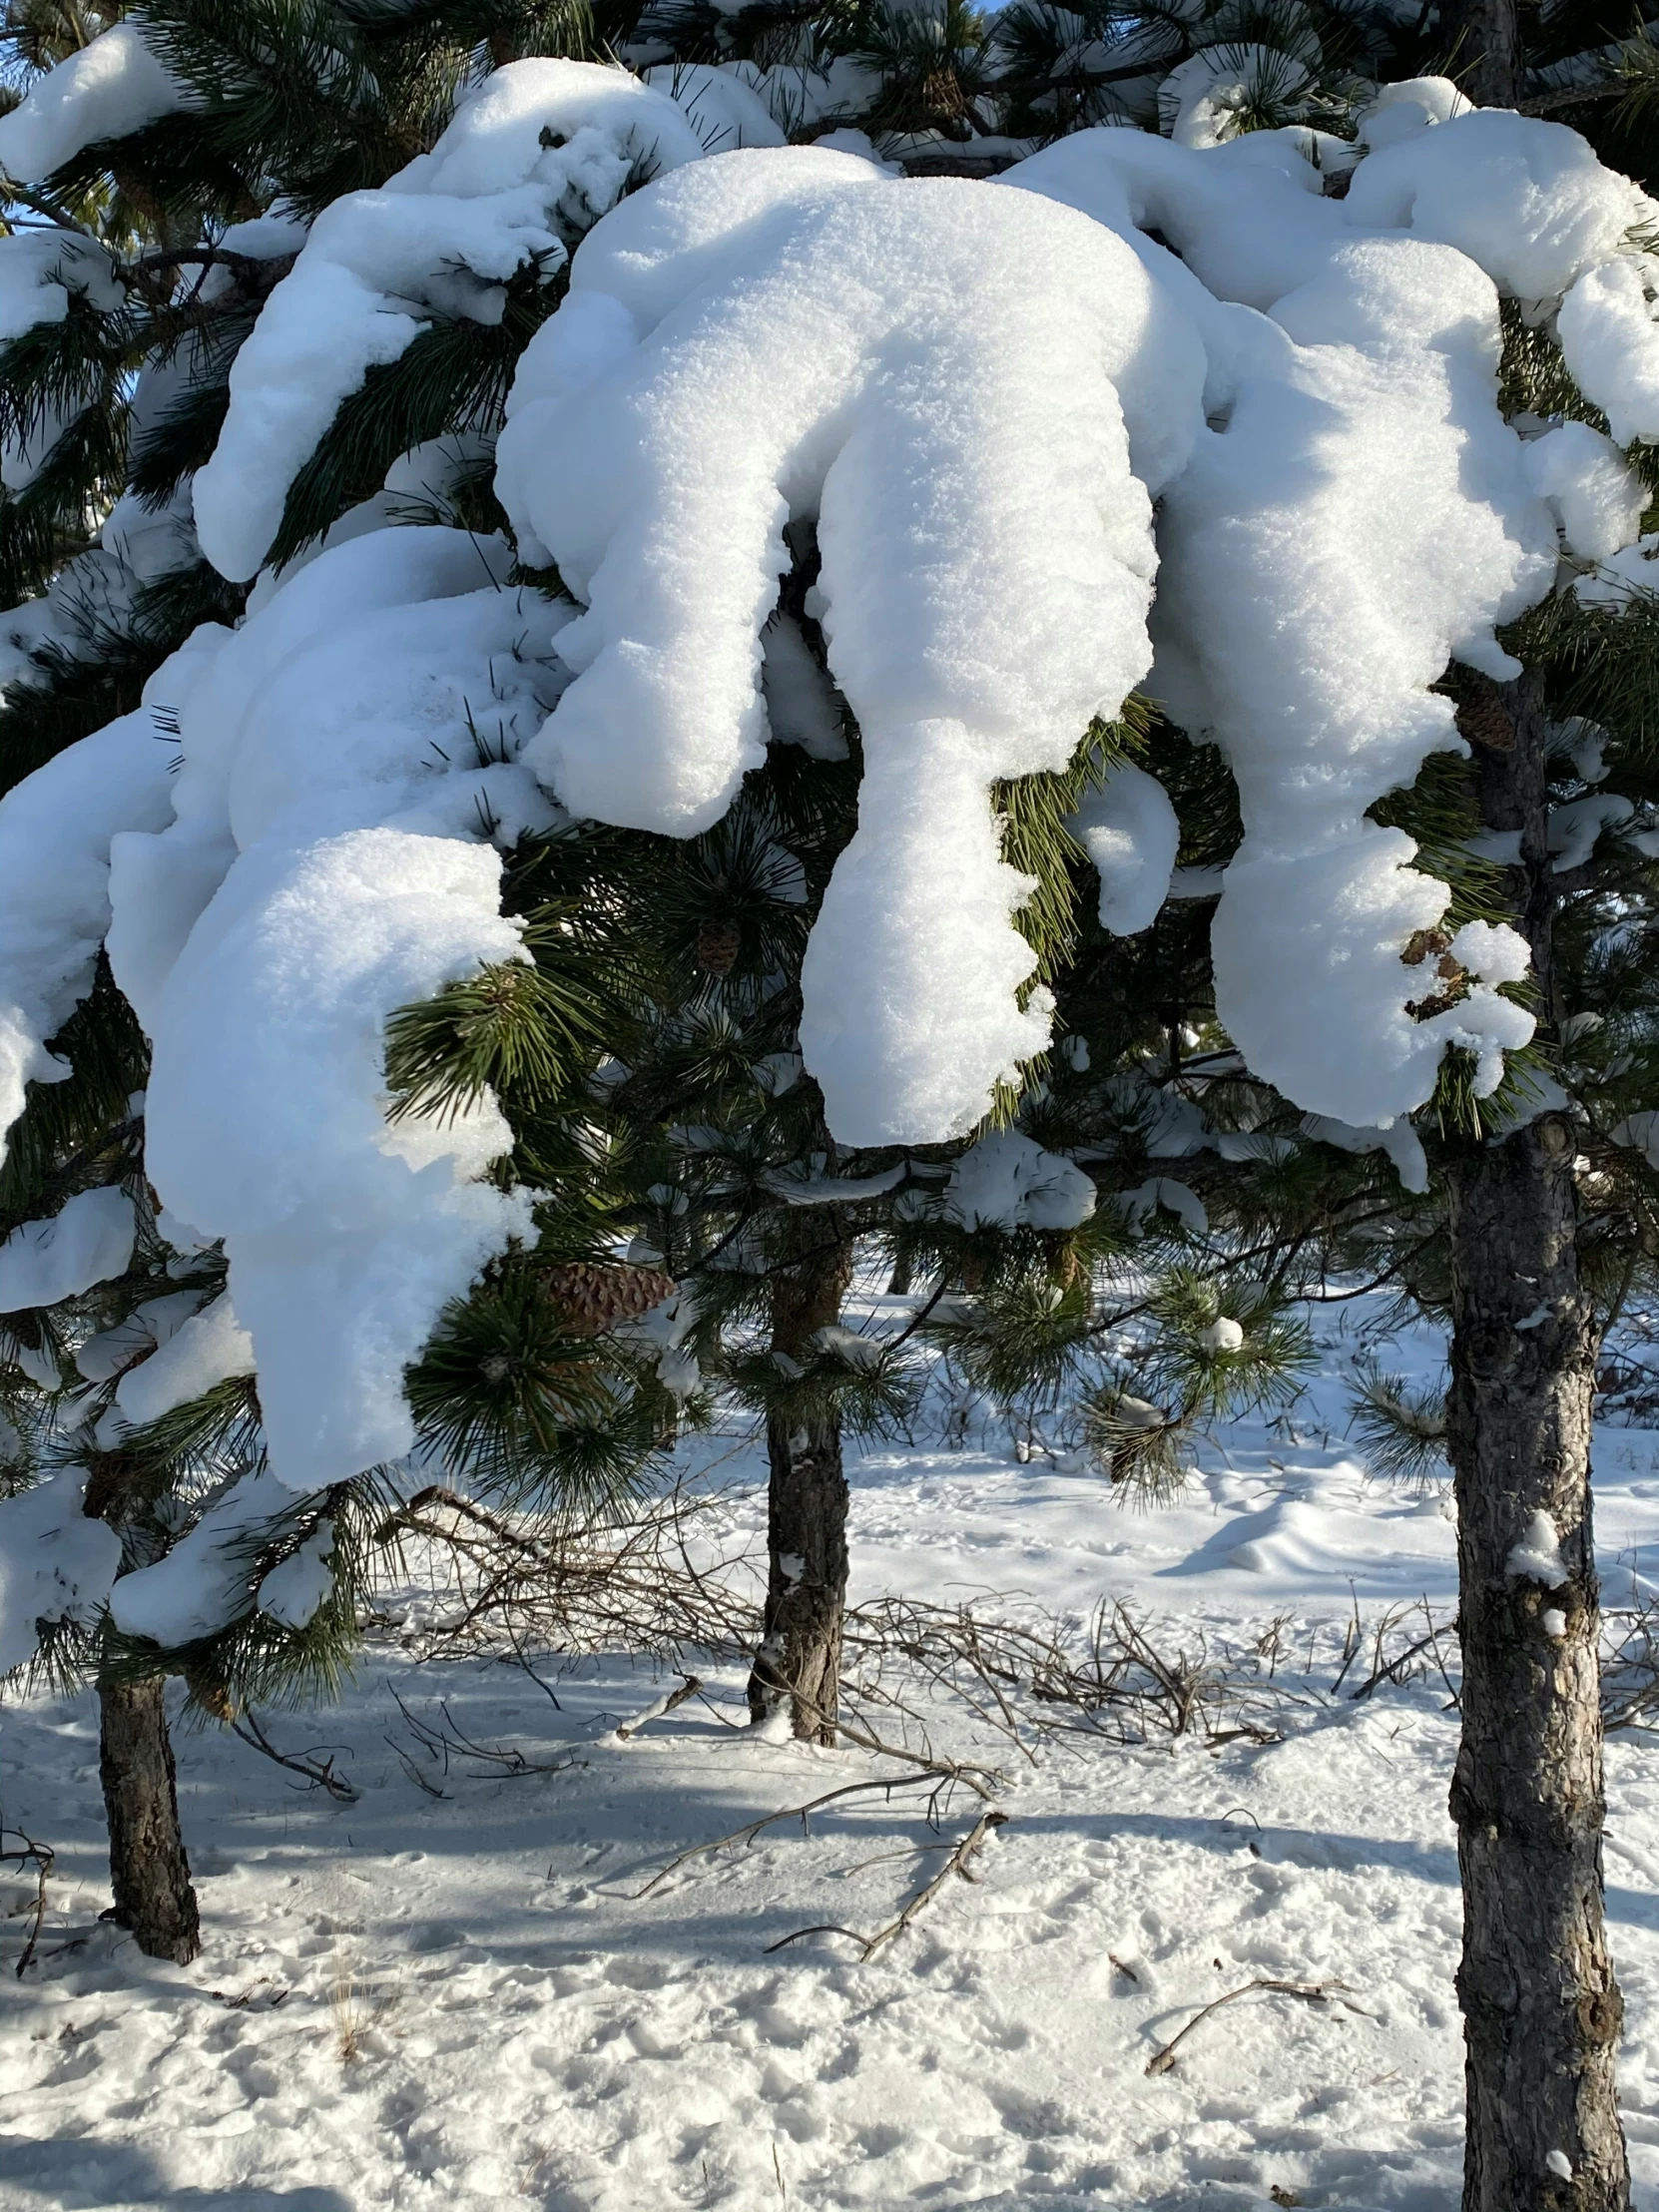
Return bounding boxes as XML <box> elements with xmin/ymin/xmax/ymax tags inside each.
<box><xmin>1199</xmin><ymin>1315</ymin><xmax>1245</xmax><ymax>1354</ymax></box>
<box><xmin>1576</xmin><ymin>533</ymin><xmax>1659</xmax><ymax>610</ymax></box>
<box><xmin>1521</xmin><ymin>419</ymin><xmax>1647</xmax><ymax>562</ymax></box>
<box><xmin>0</xmin><ymin>229</ymin><xmax>122</xmax><ymax>348</ymax></box>
<box><xmin>1301</xmin><ymin>1113</ymin><xmax>1430</xmax><ymax>1194</ymax></box>
<box><xmin>0</xmin><ymin>1187</ymin><xmax>134</xmax><ymax>1314</ymax></box>
<box><xmin>0</xmin><ymin>1464</ymin><xmax>120</xmax><ymax>1675</ymax></box>
<box><xmin>643</xmin><ymin>64</ymin><xmax>788</xmax><ymax>153</ymax></box>
<box><xmin>1343</xmin><ymin>111</ymin><xmax>1652</xmax><ymax>304</ymax></box>
<box><xmin>91</xmin><ymin>526</ymin><xmax>573</xmax><ymax>1489</ymax></box>
<box><xmin>1447</xmin><ymin>919</ymin><xmax>1531</xmax><ymax>985</ymax></box>
<box><xmin>257</xmin><ymin>1519</ymin><xmax>336</xmax><ymax>1629</ymax></box>
<box><xmin>108</xmin><ymin>1291</ymin><xmax>256</xmax><ymax>1431</ymax></box>
<box><xmin>1159</xmin><ymin>48</ymin><xmax>1310</xmax><ymax>151</ymax></box>
<box><xmin>1118</xmin><ymin>1175</ymin><xmax>1208</xmax><ymax>1233</ymax></box>
<box><xmin>76</xmin><ymin>1289</ymin><xmax>202</xmax><ymax>1388</ymax></box>
<box><xmin>1506</xmin><ymin>1508</ymin><xmax>1570</xmax><ymax>1587</ymax></box>
<box><xmin>503</xmin><ymin>150</ymin><xmax>1204</xmax><ymax>1143</ymax></box>
<box><xmin>623</xmin><ymin>1289</ymin><xmax>701</xmax><ymax>1399</ymax></box>
<box><xmin>1557</xmin><ymin>256</ymin><xmax>1659</xmax><ymax>449</ymax></box>
<box><xmin>942</xmin><ymin>1130</ymin><xmax>1097</xmax><ymax>1231</ymax></box>
<box><xmin>1356</xmin><ymin>77</ymin><xmax>1472</xmax><ymax>153</ymax></box>
<box><xmin>0</xmin><ymin>707</ymin><xmax>179</xmax><ymax>1164</ymax></box>
<box><xmin>195</xmin><ymin>61</ymin><xmax>707</xmax><ymax>582</ymax></box>
<box><xmin>813</xmin><ymin>1322</ymin><xmax>884</xmax><ymax>1371</ymax></box>
<box><xmin>1069</xmin><ymin>761</ymin><xmax>1181</xmax><ymax>935</ymax></box>
<box><xmin>1611</xmin><ymin>1110</ymin><xmax>1659</xmax><ymax>1168</ymax></box>
<box><xmin>0</xmin><ymin>487</ymin><xmax>198</xmax><ymax>692</ymax></box>
<box><xmin>1548</xmin><ymin>792</ymin><xmax>1633</xmax><ymax>870</ymax></box>
<box><xmin>1010</xmin><ymin>124</ymin><xmax>1577</xmax><ymax>1124</ymax></box>
<box><xmin>0</xmin><ymin>22</ymin><xmax>188</xmax><ymax>183</ymax></box>
<box><xmin>110</xmin><ymin>1468</ymin><xmax>304</xmax><ymax>1645</ymax></box>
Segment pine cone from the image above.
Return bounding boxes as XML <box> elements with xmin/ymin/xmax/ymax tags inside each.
<box><xmin>1454</xmin><ymin>678</ymin><xmax>1514</xmax><ymax>753</ymax></box>
<box><xmin>921</xmin><ymin>68</ymin><xmax>967</xmax><ymax>120</ymax></box>
<box><xmin>186</xmin><ymin>1673</ymin><xmax>237</xmax><ymax>1723</ymax></box>
<box><xmin>696</xmin><ymin>917</ymin><xmax>742</xmax><ymax>975</ymax></box>
<box><xmin>1401</xmin><ymin>926</ymin><xmax>1450</xmax><ymax>967</ymax></box>
<box><xmin>540</xmin><ymin>1261</ymin><xmax>678</xmax><ymax>1337</ymax></box>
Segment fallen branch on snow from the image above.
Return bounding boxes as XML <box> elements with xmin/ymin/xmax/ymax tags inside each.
<box><xmin>1</xmin><ymin>1828</ymin><xmax>53</xmax><ymax>1978</ymax></box>
<box><xmin>765</xmin><ymin>1806</ymin><xmax>1008</xmax><ymax>1961</ymax></box>
<box><xmin>1145</xmin><ymin>1975</ymin><xmax>1355</xmax><ymax>2077</ymax></box>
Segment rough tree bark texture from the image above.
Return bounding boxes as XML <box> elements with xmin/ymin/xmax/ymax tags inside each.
<box><xmin>746</xmin><ymin>1207</ymin><xmax>855</xmax><ymax>1743</ymax></box>
<box><xmin>98</xmin><ymin>1674</ymin><xmax>201</xmax><ymax>1964</ymax></box>
<box><xmin>1446</xmin><ymin>671</ymin><xmax>1627</xmax><ymax>2209</ymax></box>
<box><xmin>1437</xmin><ymin>0</ymin><xmax>1525</xmax><ymax>108</ymax></box>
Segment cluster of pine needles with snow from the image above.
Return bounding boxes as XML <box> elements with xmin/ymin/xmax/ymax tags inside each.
<box><xmin>4</xmin><ymin>0</ymin><xmax>1659</xmax><ymax>2202</ymax></box>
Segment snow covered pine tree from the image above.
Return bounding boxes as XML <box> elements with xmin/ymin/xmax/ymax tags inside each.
<box><xmin>0</xmin><ymin>8</ymin><xmax>697</xmax><ymax>1958</ymax></box>
<box><xmin>1</xmin><ymin>6</ymin><xmax>1659</xmax><ymax>2201</ymax></box>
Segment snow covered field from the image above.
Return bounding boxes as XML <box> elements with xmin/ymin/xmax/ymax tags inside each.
<box><xmin>9</xmin><ymin>1303</ymin><xmax>1659</xmax><ymax>2212</ymax></box>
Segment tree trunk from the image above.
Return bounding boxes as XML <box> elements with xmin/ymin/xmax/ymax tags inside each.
<box><xmin>747</xmin><ymin>1209</ymin><xmax>855</xmax><ymax>1743</ymax></box>
<box><xmin>1445</xmin><ymin>669</ymin><xmax>1627</xmax><ymax>2208</ymax></box>
<box><xmin>99</xmin><ymin>1674</ymin><xmax>201</xmax><ymax>1964</ymax></box>
<box><xmin>1438</xmin><ymin>0</ymin><xmax>1524</xmax><ymax>108</ymax></box>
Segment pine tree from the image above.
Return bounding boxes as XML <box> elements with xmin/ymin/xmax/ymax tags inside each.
<box><xmin>0</xmin><ymin>29</ymin><xmax>1654</xmax><ymax>2212</ymax></box>
<box><xmin>0</xmin><ymin>4</ymin><xmax>688</xmax><ymax>1958</ymax></box>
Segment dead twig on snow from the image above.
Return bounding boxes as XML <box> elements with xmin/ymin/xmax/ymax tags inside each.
<box><xmin>765</xmin><ymin>1807</ymin><xmax>1008</xmax><ymax>1960</ymax></box>
<box><xmin>231</xmin><ymin>1709</ymin><xmax>359</xmax><ymax>1803</ymax></box>
<box><xmin>1</xmin><ymin>1829</ymin><xmax>54</xmax><ymax>1977</ymax></box>
<box><xmin>1146</xmin><ymin>1975</ymin><xmax>1354</xmax><ymax>2076</ymax></box>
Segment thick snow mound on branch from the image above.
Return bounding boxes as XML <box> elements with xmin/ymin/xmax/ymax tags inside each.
<box><xmin>1069</xmin><ymin>761</ymin><xmax>1182</xmax><ymax>935</ymax></box>
<box><xmin>100</xmin><ymin>527</ymin><xmax>568</xmax><ymax>1490</ymax></box>
<box><xmin>943</xmin><ymin>1130</ymin><xmax>1096</xmax><ymax>1230</ymax></box>
<box><xmin>501</xmin><ymin>151</ymin><xmax>1205</xmax><ymax>1143</ymax></box>
<box><xmin>0</xmin><ymin>1187</ymin><xmax>134</xmax><ymax>1314</ymax></box>
<box><xmin>0</xmin><ymin>229</ymin><xmax>121</xmax><ymax>346</ymax></box>
<box><xmin>195</xmin><ymin>60</ymin><xmax>707</xmax><ymax>584</ymax></box>
<box><xmin>0</xmin><ymin>708</ymin><xmax>178</xmax><ymax>1166</ymax></box>
<box><xmin>1006</xmin><ymin>112</ymin><xmax>1655</xmax><ymax>1123</ymax></box>
<box><xmin>1557</xmin><ymin>255</ymin><xmax>1659</xmax><ymax>448</ymax></box>
<box><xmin>109</xmin><ymin>1291</ymin><xmax>256</xmax><ymax>1433</ymax></box>
<box><xmin>110</xmin><ymin>1468</ymin><xmax>307</xmax><ymax>1645</ymax></box>
<box><xmin>0</xmin><ymin>1464</ymin><xmax>120</xmax><ymax>1677</ymax></box>
<box><xmin>0</xmin><ymin>22</ymin><xmax>188</xmax><ymax>183</ymax></box>
<box><xmin>1343</xmin><ymin>110</ymin><xmax>1652</xmax><ymax>305</ymax></box>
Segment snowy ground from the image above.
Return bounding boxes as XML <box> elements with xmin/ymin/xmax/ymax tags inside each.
<box><xmin>10</xmin><ymin>1302</ymin><xmax>1659</xmax><ymax>2210</ymax></box>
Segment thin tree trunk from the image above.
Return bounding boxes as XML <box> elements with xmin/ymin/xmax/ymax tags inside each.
<box><xmin>99</xmin><ymin>1674</ymin><xmax>201</xmax><ymax>1964</ymax></box>
<box><xmin>747</xmin><ymin>1208</ymin><xmax>854</xmax><ymax>1743</ymax></box>
<box><xmin>1445</xmin><ymin>670</ymin><xmax>1627</xmax><ymax>2208</ymax></box>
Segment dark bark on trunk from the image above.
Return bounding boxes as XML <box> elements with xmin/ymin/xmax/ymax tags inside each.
<box><xmin>1446</xmin><ymin>671</ymin><xmax>1627</xmax><ymax>2210</ymax></box>
<box><xmin>885</xmin><ymin>1255</ymin><xmax>913</xmax><ymax>1297</ymax></box>
<box><xmin>747</xmin><ymin>1209</ymin><xmax>855</xmax><ymax>1743</ymax></box>
<box><xmin>1438</xmin><ymin>0</ymin><xmax>1524</xmax><ymax>107</ymax></box>
<box><xmin>99</xmin><ymin>1674</ymin><xmax>201</xmax><ymax>1964</ymax></box>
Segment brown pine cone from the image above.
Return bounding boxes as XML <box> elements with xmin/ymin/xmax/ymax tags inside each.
<box><xmin>1453</xmin><ymin>677</ymin><xmax>1513</xmax><ymax>753</ymax></box>
<box><xmin>696</xmin><ymin>917</ymin><xmax>742</xmax><ymax>975</ymax></box>
<box><xmin>539</xmin><ymin>1261</ymin><xmax>678</xmax><ymax>1337</ymax></box>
